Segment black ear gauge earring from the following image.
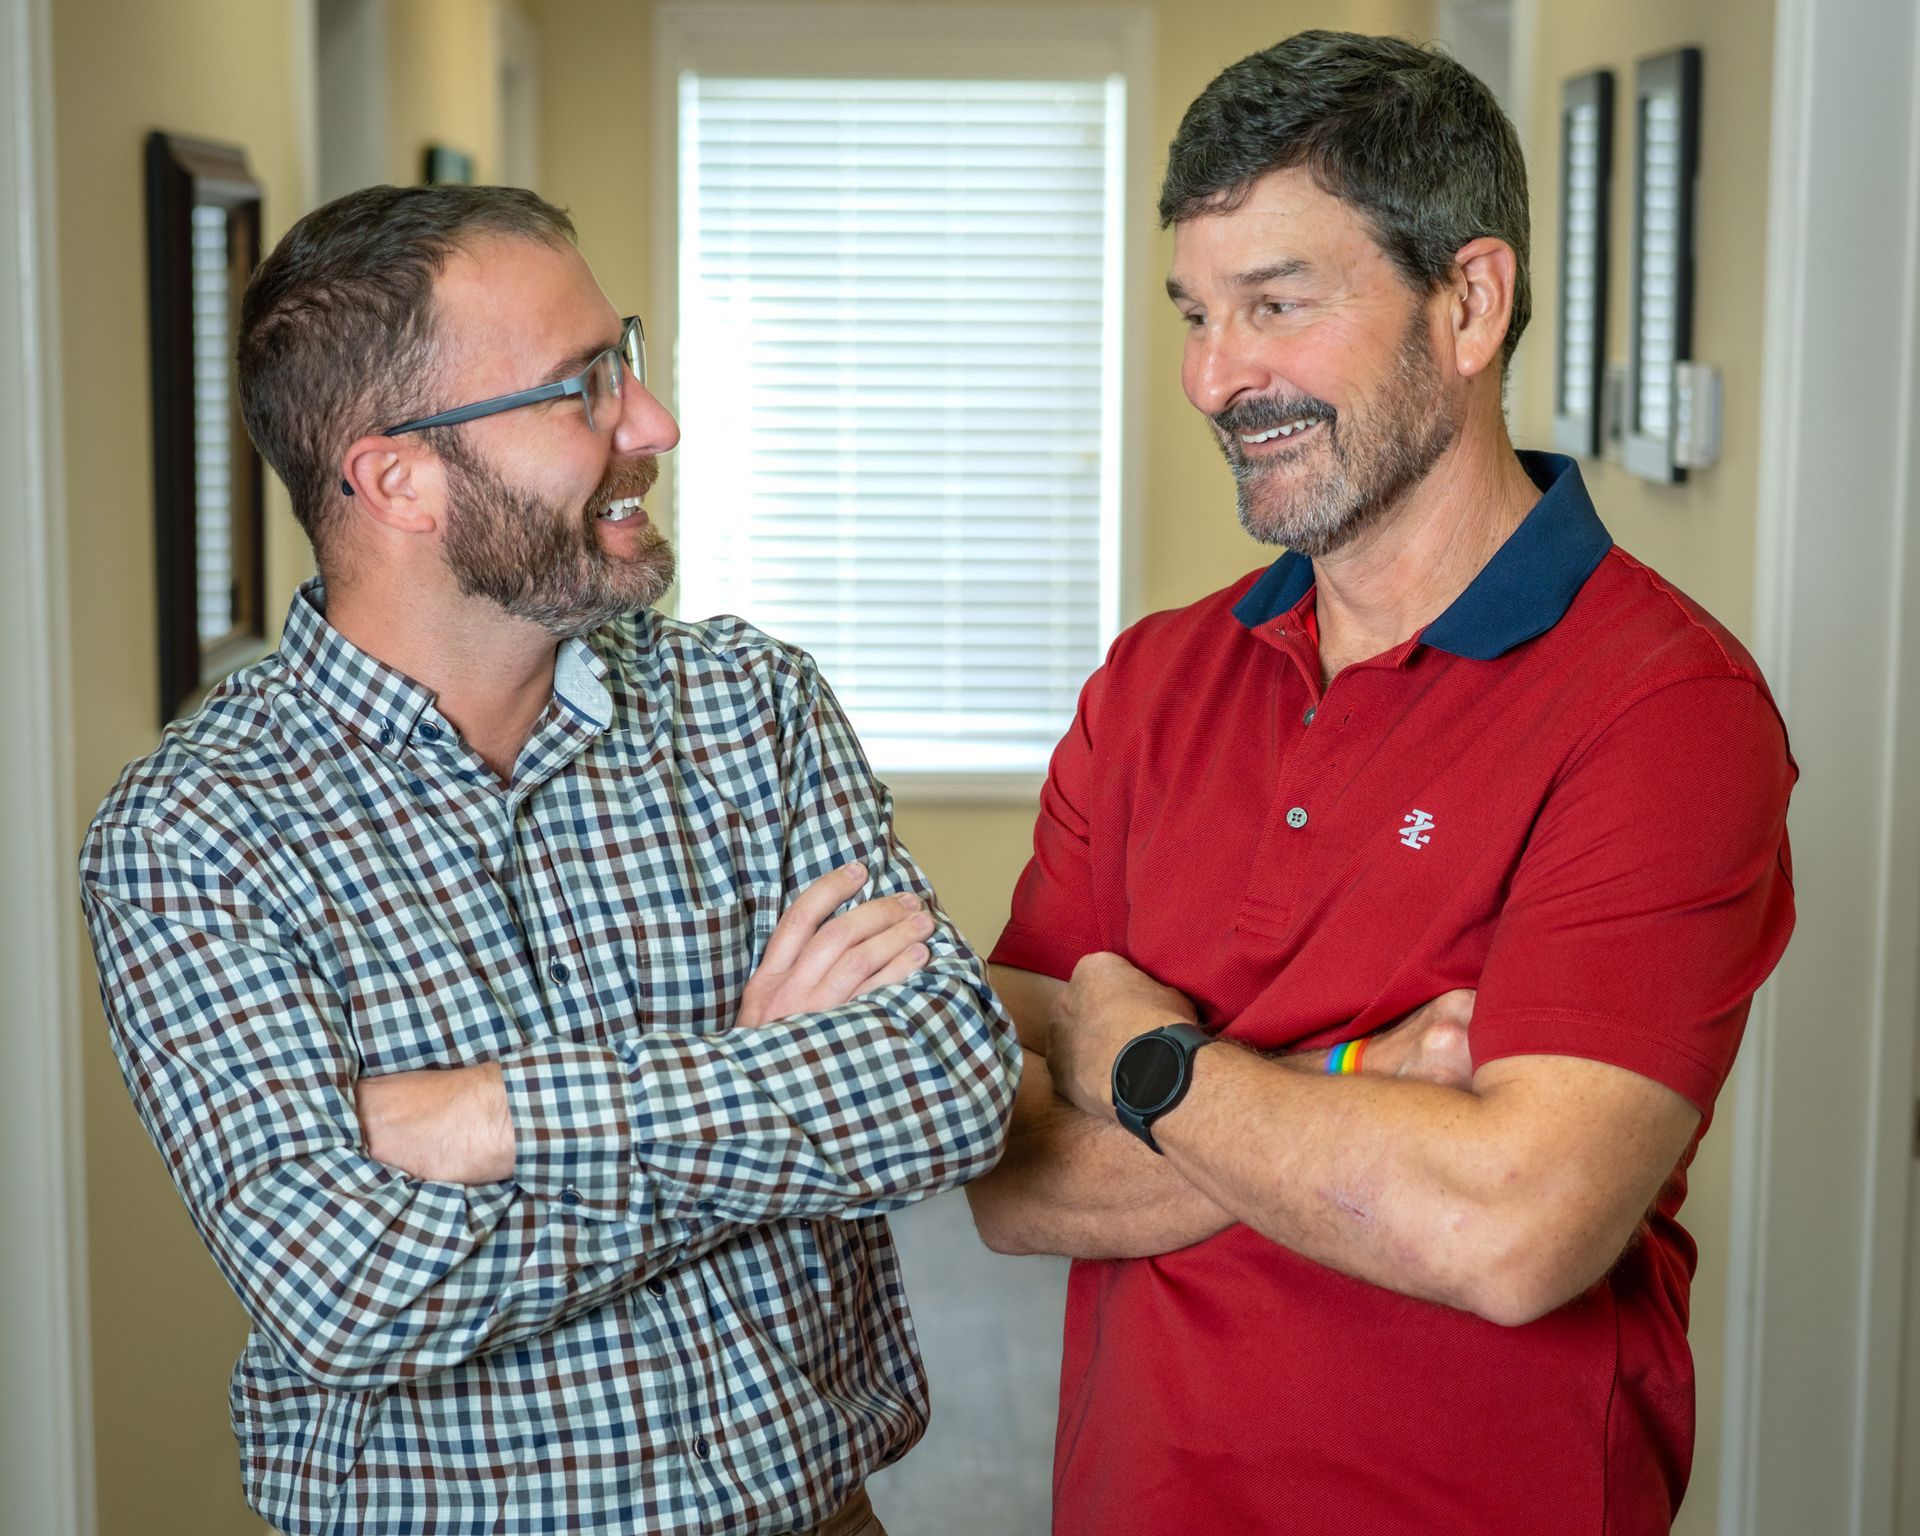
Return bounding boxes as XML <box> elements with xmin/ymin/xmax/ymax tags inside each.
<box><xmin>341</xmin><ymin>478</ymin><xmax>355</xmax><ymax>497</ymax></box>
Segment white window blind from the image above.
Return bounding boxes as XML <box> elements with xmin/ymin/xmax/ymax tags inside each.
<box><xmin>1559</xmin><ymin>99</ymin><xmax>1601</xmax><ymax>419</ymax></box>
<box><xmin>190</xmin><ymin>203</ymin><xmax>236</xmax><ymax>646</ymax></box>
<box><xmin>674</xmin><ymin>73</ymin><xmax>1125</xmax><ymax>778</ymax></box>
<box><xmin>1635</xmin><ymin>92</ymin><xmax>1682</xmax><ymax>439</ymax></box>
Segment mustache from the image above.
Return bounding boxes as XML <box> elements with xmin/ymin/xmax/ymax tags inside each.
<box><xmin>585</xmin><ymin>456</ymin><xmax>660</xmax><ymax>518</ymax></box>
<box><xmin>1212</xmin><ymin>395</ymin><xmax>1338</xmax><ymax>440</ymax></box>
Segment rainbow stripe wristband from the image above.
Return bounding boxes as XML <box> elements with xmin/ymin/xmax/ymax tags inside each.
<box><xmin>1327</xmin><ymin>1038</ymin><xmax>1368</xmax><ymax>1075</ymax></box>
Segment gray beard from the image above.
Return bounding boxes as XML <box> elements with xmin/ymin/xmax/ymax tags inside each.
<box><xmin>1219</xmin><ymin>312</ymin><xmax>1462</xmax><ymax>557</ymax></box>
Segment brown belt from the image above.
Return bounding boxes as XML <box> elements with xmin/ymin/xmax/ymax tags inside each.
<box><xmin>809</xmin><ymin>1486</ymin><xmax>877</xmax><ymax>1536</ymax></box>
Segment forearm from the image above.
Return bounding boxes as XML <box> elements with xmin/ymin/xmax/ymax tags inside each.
<box><xmin>1151</xmin><ymin>1042</ymin><xmax>1684</xmax><ymax>1325</ymax></box>
<box><xmin>966</xmin><ymin>1050</ymin><xmax>1233</xmax><ymax>1259</ymax></box>
<box><xmin>526</xmin><ymin>950</ymin><xmax>1018</xmax><ymax>1227</ymax></box>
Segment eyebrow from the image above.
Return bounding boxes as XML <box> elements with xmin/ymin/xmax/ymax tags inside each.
<box><xmin>1166</xmin><ymin>258</ymin><xmax>1315</xmax><ymax>304</ymax></box>
<box><xmin>535</xmin><ymin>331</ymin><xmax>619</xmax><ymax>387</ymax></box>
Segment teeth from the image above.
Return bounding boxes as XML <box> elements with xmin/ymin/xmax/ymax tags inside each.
<box><xmin>1240</xmin><ymin>416</ymin><xmax>1322</xmax><ymax>446</ymax></box>
<box><xmin>599</xmin><ymin>496</ymin><xmax>643</xmax><ymax>523</ymax></box>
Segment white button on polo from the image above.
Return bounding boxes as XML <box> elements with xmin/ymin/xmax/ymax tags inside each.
<box><xmin>1286</xmin><ymin>806</ymin><xmax>1308</xmax><ymax>829</ymax></box>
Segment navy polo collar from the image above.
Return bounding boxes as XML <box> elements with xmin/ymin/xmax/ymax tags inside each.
<box><xmin>1230</xmin><ymin>452</ymin><xmax>1613</xmax><ymax>661</ymax></box>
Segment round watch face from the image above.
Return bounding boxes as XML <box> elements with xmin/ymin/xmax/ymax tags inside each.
<box><xmin>1114</xmin><ymin>1034</ymin><xmax>1182</xmax><ymax>1113</ymax></box>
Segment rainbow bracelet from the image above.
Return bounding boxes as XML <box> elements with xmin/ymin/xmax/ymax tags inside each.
<box><xmin>1327</xmin><ymin>1038</ymin><xmax>1368</xmax><ymax>1075</ymax></box>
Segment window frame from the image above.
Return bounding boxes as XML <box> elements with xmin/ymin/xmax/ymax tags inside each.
<box><xmin>650</xmin><ymin>1</ymin><xmax>1153</xmax><ymax>803</ymax></box>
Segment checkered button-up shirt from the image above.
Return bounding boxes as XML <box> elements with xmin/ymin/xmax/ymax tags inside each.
<box><xmin>80</xmin><ymin>582</ymin><xmax>1020</xmax><ymax>1536</ymax></box>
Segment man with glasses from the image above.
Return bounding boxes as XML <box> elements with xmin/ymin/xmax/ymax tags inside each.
<box><xmin>79</xmin><ymin>183</ymin><xmax>1017</xmax><ymax>1536</ymax></box>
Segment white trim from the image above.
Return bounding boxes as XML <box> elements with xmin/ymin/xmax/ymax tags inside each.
<box><xmin>495</xmin><ymin>0</ymin><xmax>539</xmax><ymax>191</ymax></box>
<box><xmin>1720</xmin><ymin>0</ymin><xmax>1920</xmax><ymax>1530</ymax></box>
<box><xmin>0</xmin><ymin>0</ymin><xmax>92</xmax><ymax>1531</ymax></box>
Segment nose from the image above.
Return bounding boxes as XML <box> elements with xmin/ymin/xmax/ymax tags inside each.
<box><xmin>1183</xmin><ymin>319</ymin><xmax>1272</xmax><ymax>419</ymax></box>
<box><xmin>613</xmin><ymin>371</ymin><xmax>680</xmax><ymax>457</ymax></box>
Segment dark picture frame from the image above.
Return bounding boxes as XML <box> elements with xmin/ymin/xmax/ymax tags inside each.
<box><xmin>145</xmin><ymin>131</ymin><xmax>266</xmax><ymax>724</ymax></box>
<box><xmin>1553</xmin><ymin>69</ymin><xmax>1614</xmax><ymax>459</ymax></box>
<box><xmin>423</xmin><ymin>144</ymin><xmax>476</xmax><ymax>185</ymax></box>
<box><xmin>1624</xmin><ymin>47</ymin><xmax>1702</xmax><ymax>484</ymax></box>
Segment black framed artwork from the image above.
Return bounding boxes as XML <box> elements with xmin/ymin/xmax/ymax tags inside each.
<box><xmin>1553</xmin><ymin>70</ymin><xmax>1613</xmax><ymax>459</ymax></box>
<box><xmin>1624</xmin><ymin>47</ymin><xmax>1702</xmax><ymax>483</ymax></box>
<box><xmin>144</xmin><ymin>131</ymin><xmax>266</xmax><ymax>724</ymax></box>
<box><xmin>424</xmin><ymin>144</ymin><xmax>476</xmax><ymax>185</ymax></box>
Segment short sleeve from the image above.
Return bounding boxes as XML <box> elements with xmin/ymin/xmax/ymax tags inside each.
<box><xmin>991</xmin><ymin>660</ymin><xmax>1110</xmax><ymax>980</ymax></box>
<box><xmin>1469</xmin><ymin>675</ymin><xmax>1796</xmax><ymax>1112</ymax></box>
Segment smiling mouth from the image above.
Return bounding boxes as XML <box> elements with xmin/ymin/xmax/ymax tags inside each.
<box><xmin>1239</xmin><ymin>415</ymin><xmax>1324</xmax><ymax>446</ymax></box>
<box><xmin>597</xmin><ymin>495</ymin><xmax>646</xmax><ymax>523</ymax></box>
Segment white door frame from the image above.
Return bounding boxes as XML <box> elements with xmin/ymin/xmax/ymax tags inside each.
<box><xmin>1720</xmin><ymin>0</ymin><xmax>1920</xmax><ymax>1530</ymax></box>
<box><xmin>0</xmin><ymin>0</ymin><xmax>92</xmax><ymax>1531</ymax></box>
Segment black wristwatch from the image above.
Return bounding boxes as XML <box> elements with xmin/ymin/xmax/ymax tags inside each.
<box><xmin>1111</xmin><ymin>1022</ymin><xmax>1214</xmax><ymax>1153</ymax></box>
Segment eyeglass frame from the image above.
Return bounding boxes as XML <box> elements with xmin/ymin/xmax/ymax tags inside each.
<box><xmin>340</xmin><ymin>315</ymin><xmax>646</xmax><ymax>496</ymax></box>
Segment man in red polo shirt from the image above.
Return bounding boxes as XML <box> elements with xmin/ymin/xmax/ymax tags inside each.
<box><xmin>965</xmin><ymin>30</ymin><xmax>1795</xmax><ymax>1534</ymax></box>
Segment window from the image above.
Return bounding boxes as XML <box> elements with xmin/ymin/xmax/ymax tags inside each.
<box><xmin>656</xmin><ymin>5</ymin><xmax>1147</xmax><ymax>790</ymax></box>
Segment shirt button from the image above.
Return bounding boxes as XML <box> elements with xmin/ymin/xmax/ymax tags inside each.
<box><xmin>1286</xmin><ymin>806</ymin><xmax>1309</xmax><ymax>829</ymax></box>
<box><xmin>1302</xmin><ymin>705</ymin><xmax>1317</xmax><ymax>726</ymax></box>
<box><xmin>418</xmin><ymin>721</ymin><xmax>441</xmax><ymax>741</ymax></box>
<box><xmin>549</xmin><ymin>960</ymin><xmax>570</xmax><ymax>984</ymax></box>
<box><xmin>561</xmin><ymin>1186</ymin><xmax>581</xmax><ymax>1206</ymax></box>
<box><xmin>377</xmin><ymin>722</ymin><xmax>394</xmax><ymax>746</ymax></box>
<box><xmin>697</xmin><ymin>1198</ymin><xmax>717</xmax><ymax>1213</ymax></box>
<box><xmin>646</xmin><ymin>1278</ymin><xmax>667</xmax><ymax>1298</ymax></box>
<box><xmin>693</xmin><ymin>1436</ymin><xmax>711</xmax><ymax>1460</ymax></box>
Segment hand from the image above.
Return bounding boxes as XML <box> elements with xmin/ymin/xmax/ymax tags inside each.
<box><xmin>1045</xmin><ymin>952</ymin><xmax>1200</xmax><ymax>1119</ymax></box>
<box><xmin>1357</xmin><ymin>989</ymin><xmax>1476</xmax><ymax>1088</ymax></box>
<box><xmin>357</xmin><ymin>1061</ymin><xmax>514</xmax><ymax>1183</ymax></box>
<box><xmin>735</xmin><ymin>862</ymin><xmax>936</xmax><ymax>1029</ymax></box>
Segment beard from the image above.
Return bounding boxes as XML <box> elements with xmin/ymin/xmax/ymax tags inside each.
<box><xmin>1212</xmin><ymin>306</ymin><xmax>1463</xmax><ymax>557</ymax></box>
<box><xmin>435</xmin><ymin>434</ymin><xmax>676</xmax><ymax>639</ymax></box>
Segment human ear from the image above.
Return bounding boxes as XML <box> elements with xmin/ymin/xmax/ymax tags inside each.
<box><xmin>1448</xmin><ymin>237</ymin><xmax>1517</xmax><ymax>380</ymax></box>
<box><xmin>339</xmin><ymin>436</ymin><xmax>439</xmax><ymax>536</ymax></box>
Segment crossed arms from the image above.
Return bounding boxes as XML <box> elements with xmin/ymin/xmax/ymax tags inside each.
<box><xmin>81</xmin><ymin>657</ymin><xmax>1019</xmax><ymax>1392</ymax></box>
<box><xmin>357</xmin><ymin>862</ymin><xmax>943</xmax><ymax>1182</ymax></box>
<box><xmin>968</xmin><ymin>958</ymin><xmax>1699</xmax><ymax>1325</ymax></box>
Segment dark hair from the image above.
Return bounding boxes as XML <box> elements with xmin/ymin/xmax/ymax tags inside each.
<box><xmin>1160</xmin><ymin>30</ymin><xmax>1531</xmax><ymax>368</ymax></box>
<box><xmin>237</xmin><ymin>184</ymin><xmax>577</xmax><ymax>567</ymax></box>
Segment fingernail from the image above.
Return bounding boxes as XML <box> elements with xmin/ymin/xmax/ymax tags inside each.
<box><xmin>845</xmin><ymin>862</ymin><xmax>868</xmax><ymax>880</ymax></box>
<box><xmin>897</xmin><ymin>892</ymin><xmax>923</xmax><ymax>911</ymax></box>
<box><xmin>911</xmin><ymin>912</ymin><xmax>935</xmax><ymax>933</ymax></box>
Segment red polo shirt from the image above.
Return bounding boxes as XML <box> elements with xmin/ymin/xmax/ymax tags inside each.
<box><xmin>991</xmin><ymin>453</ymin><xmax>1796</xmax><ymax>1534</ymax></box>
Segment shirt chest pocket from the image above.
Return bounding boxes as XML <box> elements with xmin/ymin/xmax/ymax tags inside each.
<box><xmin>581</xmin><ymin>898</ymin><xmax>764</xmax><ymax>1040</ymax></box>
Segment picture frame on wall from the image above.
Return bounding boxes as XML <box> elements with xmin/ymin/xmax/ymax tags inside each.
<box><xmin>423</xmin><ymin>144</ymin><xmax>476</xmax><ymax>184</ymax></box>
<box><xmin>144</xmin><ymin>131</ymin><xmax>266</xmax><ymax>725</ymax></box>
<box><xmin>1624</xmin><ymin>47</ymin><xmax>1702</xmax><ymax>484</ymax></box>
<box><xmin>1553</xmin><ymin>69</ymin><xmax>1613</xmax><ymax>459</ymax></box>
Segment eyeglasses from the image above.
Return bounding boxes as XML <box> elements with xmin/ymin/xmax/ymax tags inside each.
<box><xmin>383</xmin><ymin>315</ymin><xmax>646</xmax><ymax>437</ymax></box>
<box><xmin>342</xmin><ymin>317</ymin><xmax>647</xmax><ymax>496</ymax></box>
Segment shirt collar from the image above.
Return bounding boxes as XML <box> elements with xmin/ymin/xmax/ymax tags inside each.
<box><xmin>1230</xmin><ymin>452</ymin><xmax>1613</xmax><ymax>662</ymax></box>
<box><xmin>277</xmin><ymin>578</ymin><xmax>614</xmax><ymax>749</ymax></box>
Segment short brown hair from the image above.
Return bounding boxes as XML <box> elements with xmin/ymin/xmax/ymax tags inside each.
<box><xmin>237</xmin><ymin>184</ymin><xmax>577</xmax><ymax>568</ymax></box>
<box><xmin>1160</xmin><ymin>31</ymin><xmax>1531</xmax><ymax>368</ymax></box>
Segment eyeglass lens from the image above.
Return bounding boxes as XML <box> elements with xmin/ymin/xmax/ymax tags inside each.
<box><xmin>584</xmin><ymin>319</ymin><xmax>645</xmax><ymax>433</ymax></box>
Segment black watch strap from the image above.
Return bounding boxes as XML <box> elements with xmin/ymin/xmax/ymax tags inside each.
<box><xmin>1111</xmin><ymin>1021</ymin><xmax>1214</xmax><ymax>1153</ymax></box>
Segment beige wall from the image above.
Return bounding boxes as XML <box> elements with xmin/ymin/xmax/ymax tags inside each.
<box><xmin>387</xmin><ymin>0</ymin><xmax>505</xmax><ymax>184</ymax></box>
<box><xmin>1514</xmin><ymin>11</ymin><xmax>1774</xmax><ymax>1532</ymax></box>
<box><xmin>57</xmin><ymin>0</ymin><xmax>311</xmax><ymax>1527</ymax></box>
